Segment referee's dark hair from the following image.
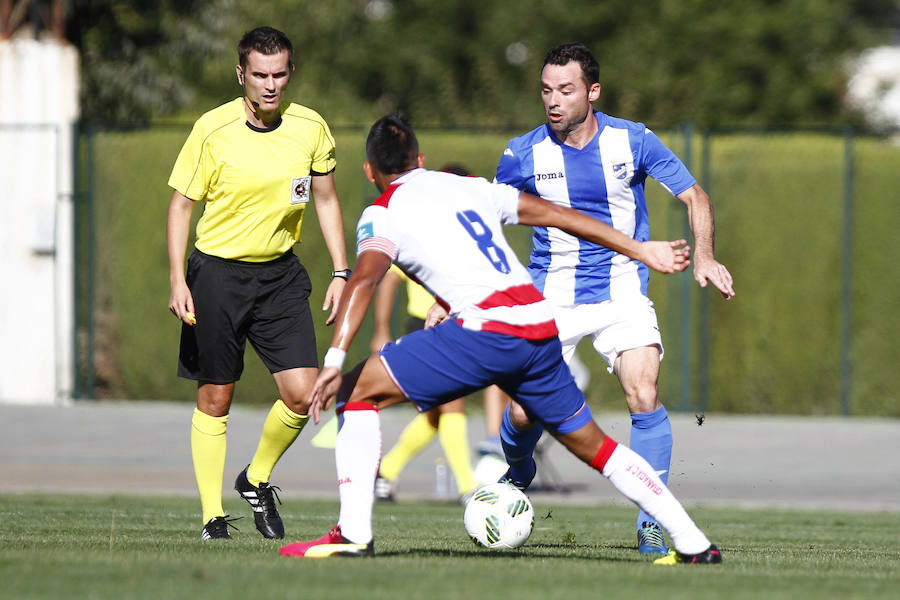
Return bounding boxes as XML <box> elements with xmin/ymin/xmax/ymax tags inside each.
<box><xmin>366</xmin><ymin>114</ymin><xmax>419</xmax><ymax>175</ymax></box>
<box><xmin>238</xmin><ymin>26</ymin><xmax>294</xmax><ymax>70</ymax></box>
<box><xmin>544</xmin><ymin>42</ymin><xmax>599</xmax><ymax>86</ymax></box>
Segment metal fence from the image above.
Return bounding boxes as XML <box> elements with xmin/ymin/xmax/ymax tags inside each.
<box><xmin>665</xmin><ymin>126</ymin><xmax>862</xmax><ymax>415</ymax></box>
<box><xmin>70</xmin><ymin>124</ymin><xmax>900</xmax><ymax>416</ymax></box>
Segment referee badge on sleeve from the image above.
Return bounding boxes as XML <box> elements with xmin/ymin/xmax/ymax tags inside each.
<box><xmin>290</xmin><ymin>176</ymin><xmax>311</xmax><ymax>204</ymax></box>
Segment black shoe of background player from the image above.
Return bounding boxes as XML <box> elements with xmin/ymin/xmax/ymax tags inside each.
<box><xmin>201</xmin><ymin>515</ymin><xmax>240</xmax><ymax>540</ymax></box>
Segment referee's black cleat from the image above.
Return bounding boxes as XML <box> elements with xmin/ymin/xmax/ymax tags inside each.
<box><xmin>200</xmin><ymin>515</ymin><xmax>240</xmax><ymax>540</ymax></box>
<box><xmin>653</xmin><ymin>544</ymin><xmax>722</xmax><ymax>565</ymax></box>
<box><xmin>235</xmin><ymin>466</ymin><xmax>285</xmax><ymax>539</ymax></box>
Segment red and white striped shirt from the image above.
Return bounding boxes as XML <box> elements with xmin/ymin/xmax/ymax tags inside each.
<box><xmin>356</xmin><ymin>169</ymin><xmax>557</xmax><ymax>340</ymax></box>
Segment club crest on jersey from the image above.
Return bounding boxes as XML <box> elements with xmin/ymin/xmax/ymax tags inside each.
<box><xmin>290</xmin><ymin>176</ymin><xmax>311</xmax><ymax>204</ymax></box>
<box><xmin>612</xmin><ymin>161</ymin><xmax>633</xmax><ymax>182</ymax></box>
<box><xmin>535</xmin><ymin>171</ymin><xmax>564</xmax><ymax>182</ymax></box>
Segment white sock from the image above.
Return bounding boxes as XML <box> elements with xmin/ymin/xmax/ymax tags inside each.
<box><xmin>600</xmin><ymin>441</ymin><xmax>711</xmax><ymax>555</ymax></box>
<box><xmin>335</xmin><ymin>404</ymin><xmax>381</xmax><ymax>544</ymax></box>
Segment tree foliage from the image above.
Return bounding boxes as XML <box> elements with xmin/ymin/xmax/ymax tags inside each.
<box><xmin>68</xmin><ymin>0</ymin><xmax>236</xmax><ymax>123</ymax></box>
<box><xmin>69</xmin><ymin>0</ymin><xmax>899</xmax><ymax>128</ymax></box>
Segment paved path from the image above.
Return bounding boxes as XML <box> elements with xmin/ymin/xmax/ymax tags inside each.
<box><xmin>1</xmin><ymin>401</ymin><xmax>898</xmax><ymax>512</ymax></box>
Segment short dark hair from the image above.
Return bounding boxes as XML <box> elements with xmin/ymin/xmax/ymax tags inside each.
<box><xmin>543</xmin><ymin>42</ymin><xmax>599</xmax><ymax>86</ymax></box>
<box><xmin>366</xmin><ymin>114</ymin><xmax>419</xmax><ymax>175</ymax></box>
<box><xmin>238</xmin><ymin>26</ymin><xmax>294</xmax><ymax>69</ymax></box>
<box><xmin>440</xmin><ymin>163</ymin><xmax>470</xmax><ymax>176</ymax></box>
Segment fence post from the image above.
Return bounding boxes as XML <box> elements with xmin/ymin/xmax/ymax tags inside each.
<box><xmin>664</xmin><ymin>130</ymin><xmax>680</xmax><ymax>410</ymax></box>
<box><xmin>71</xmin><ymin>120</ymin><xmax>83</xmax><ymax>398</ymax></box>
<box><xmin>840</xmin><ymin>129</ymin><xmax>854</xmax><ymax>415</ymax></box>
<box><xmin>679</xmin><ymin>122</ymin><xmax>694</xmax><ymax>411</ymax></box>
<box><xmin>78</xmin><ymin>125</ymin><xmax>97</xmax><ymax>399</ymax></box>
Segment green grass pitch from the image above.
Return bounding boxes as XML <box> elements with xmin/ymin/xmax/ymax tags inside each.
<box><xmin>2</xmin><ymin>494</ymin><xmax>897</xmax><ymax>599</ymax></box>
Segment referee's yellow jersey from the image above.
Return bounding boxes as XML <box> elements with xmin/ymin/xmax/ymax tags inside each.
<box><xmin>389</xmin><ymin>265</ymin><xmax>434</xmax><ymax>321</ymax></box>
<box><xmin>168</xmin><ymin>98</ymin><xmax>337</xmax><ymax>262</ymax></box>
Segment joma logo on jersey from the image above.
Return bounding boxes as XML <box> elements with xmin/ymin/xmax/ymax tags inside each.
<box><xmin>535</xmin><ymin>171</ymin><xmax>564</xmax><ymax>182</ymax></box>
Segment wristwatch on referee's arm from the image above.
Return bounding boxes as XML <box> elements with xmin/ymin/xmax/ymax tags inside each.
<box><xmin>332</xmin><ymin>268</ymin><xmax>352</xmax><ymax>280</ymax></box>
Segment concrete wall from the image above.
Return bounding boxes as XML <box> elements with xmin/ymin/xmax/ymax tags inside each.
<box><xmin>0</xmin><ymin>34</ymin><xmax>79</xmax><ymax>404</ymax></box>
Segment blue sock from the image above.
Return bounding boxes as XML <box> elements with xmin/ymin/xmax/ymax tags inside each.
<box><xmin>629</xmin><ymin>406</ymin><xmax>673</xmax><ymax>530</ymax></box>
<box><xmin>499</xmin><ymin>405</ymin><xmax>542</xmax><ymax>488</ymax></box>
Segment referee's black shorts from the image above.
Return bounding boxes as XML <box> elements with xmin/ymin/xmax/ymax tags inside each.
<box><xmin>177</xmin><ymin>249</ymin><xmax>318</xmax><ymax>383</ymax></box>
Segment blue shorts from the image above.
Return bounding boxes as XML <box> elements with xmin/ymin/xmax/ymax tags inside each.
<box><xmin>379</xmin><ymin>320</ymin><xmax>592</xmax><ymax>434</ymax></box>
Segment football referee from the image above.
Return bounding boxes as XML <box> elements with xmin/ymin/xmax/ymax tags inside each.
<box><xmin>166</xmin><ymin>26</ymin><xmax>350</xmax><ymax>540</ymax></box>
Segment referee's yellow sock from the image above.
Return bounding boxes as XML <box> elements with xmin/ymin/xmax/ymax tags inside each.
<box><xmin>379</xmin><ymin>413</ymin><xmax>437</xmax><ymax>482</ymax></box>
<box><xmin>438</xmin><ymin>412</ymin><xmax>477</xmax><ymax>495</ymax></box>
<box><xmin>247</xmin><ymin>399</ymin><xmax>308</xmax><ymax>487</ymax></box>
<box><xmin>191</xmin><ymin>408</ymin><xmax>229</xmax><ymax>525</ymax></box>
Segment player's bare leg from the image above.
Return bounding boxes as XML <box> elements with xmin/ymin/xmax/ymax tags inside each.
<box><xmin>197</xmin><ymin>382</ymin><xmax>234</xmax><ymax>417</ymax></box>
<box><xmin>614</xmin><ymin>346</ymin><xmax>661</xmax><ymax>415</ymax></box>
<box><xmin>249</xmin><ymin>368</ymin><xmax>317</xmax><ymax>484</ymax></box>
<box><xmin>552</xmin><ymin>421</ymin><xmax>721</xmax><ymax>564</ymax></box>
<box><xmin>477</xmin><ymin>385</ymin><xmax>510</xmax><ymax>456</ymax></box>
<box><xmin>498</xmin><ymin>400</ymin><xmax>542</xmax><ymax>488</ymax></box>
<box><xmin>275</xmin><ymin>367</ymin><xmax>319</xmax><ymax>414</ymax></box>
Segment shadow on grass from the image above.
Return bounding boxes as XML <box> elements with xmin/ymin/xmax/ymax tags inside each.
<box><xmin>380</xmin><ymin>545</ymin><xmax>642</xmax><ymax>562</ymax></box>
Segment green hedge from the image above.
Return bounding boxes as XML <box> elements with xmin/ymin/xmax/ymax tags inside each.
<box><xmin>77</xmin><ymin>126</ymin><xmax>900</xmax><ymax>416</ymax></box>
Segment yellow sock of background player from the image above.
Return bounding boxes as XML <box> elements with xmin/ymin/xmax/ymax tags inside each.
<box><xmin>437</xmin><ymin>412</ymin><xmax>477</xmax><ymax>495</ymax></box>
<box><xmin>379</xmin><ymin>413</ymin><xmax>437</xmax><ymax>482</ymax></box>
<box><xmin>247</xmin><ymin>399</ymin><xmax>309</xmax><ymax>486</ymax></box>
<box><xmin>191</xmin><ymin>408</ymin><xmax>229</xmax><ymax>524</ymax></box>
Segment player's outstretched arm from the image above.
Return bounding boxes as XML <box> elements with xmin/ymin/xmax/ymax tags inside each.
<box><xmin>516</xmin><ymin>192</ymin><xmax>690</xmax><ymax>274</ymax></box>
<box><xmin>307</xmin><ymin>249</ymin><xmax>392</xmax><ymax>423</ymax></box>
<box><xmin>371</xmin><ymin>268</ymin><xmax>403</xmax><ymax>352</ymax></box>
<box><xmin>676</xmin><ymin>184</ymin><xmax>735</xmax><ymax>299</ymax></box>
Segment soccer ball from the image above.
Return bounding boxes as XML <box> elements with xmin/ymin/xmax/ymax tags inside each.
<box><xmin>464</xmin><ymin>482</ymin><xmax>534</xmax><ymax>549</ymax></box>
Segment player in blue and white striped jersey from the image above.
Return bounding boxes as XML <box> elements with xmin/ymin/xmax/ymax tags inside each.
<box><xmin>495</xmin><ymin>42</ymin><xmax>735</xmax><ymax>556</ymax></box>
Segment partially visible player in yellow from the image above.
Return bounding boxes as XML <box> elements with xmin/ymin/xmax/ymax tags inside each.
<box><xmin>166</xmin><ymin>26</ymin><xmax>350</xmax><ymax>540</ymax></box>
<box><xmin>371</xmin><ymin>266</ymin><xmax>478</xmax><ymax>503</ymax></box>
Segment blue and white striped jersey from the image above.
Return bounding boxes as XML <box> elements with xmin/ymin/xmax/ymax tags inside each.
<box><xmin>495</xmin><ymin>111</ymin><xmax>695</xmax><ymax>306</ymax></box>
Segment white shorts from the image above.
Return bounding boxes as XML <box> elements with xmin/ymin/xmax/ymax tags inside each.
<box><xmin>551</xmin><ymin>296</ymin><xmax>663</xmax><ymax>373</ymax></box>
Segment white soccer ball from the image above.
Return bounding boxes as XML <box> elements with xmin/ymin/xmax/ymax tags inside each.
<box><xmin>464</xmin><ymin>482</ymin><xmax>534</xmax><ymax>549</ymax></box>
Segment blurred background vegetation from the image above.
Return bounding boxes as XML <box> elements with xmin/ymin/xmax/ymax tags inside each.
<box><xmin>76</xmin><ymin>126</ymin><xmax>900</xmax><ymax>416</ymax></box>
<box><xmin>62</xmin><ymin>0</ymin><xmax>900</xmax><ymax>415</ymax></box>
<box><xmin>69</xmin><ymin>0</ymin><xmax>900</xmax><ymax>129</ymax></box>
